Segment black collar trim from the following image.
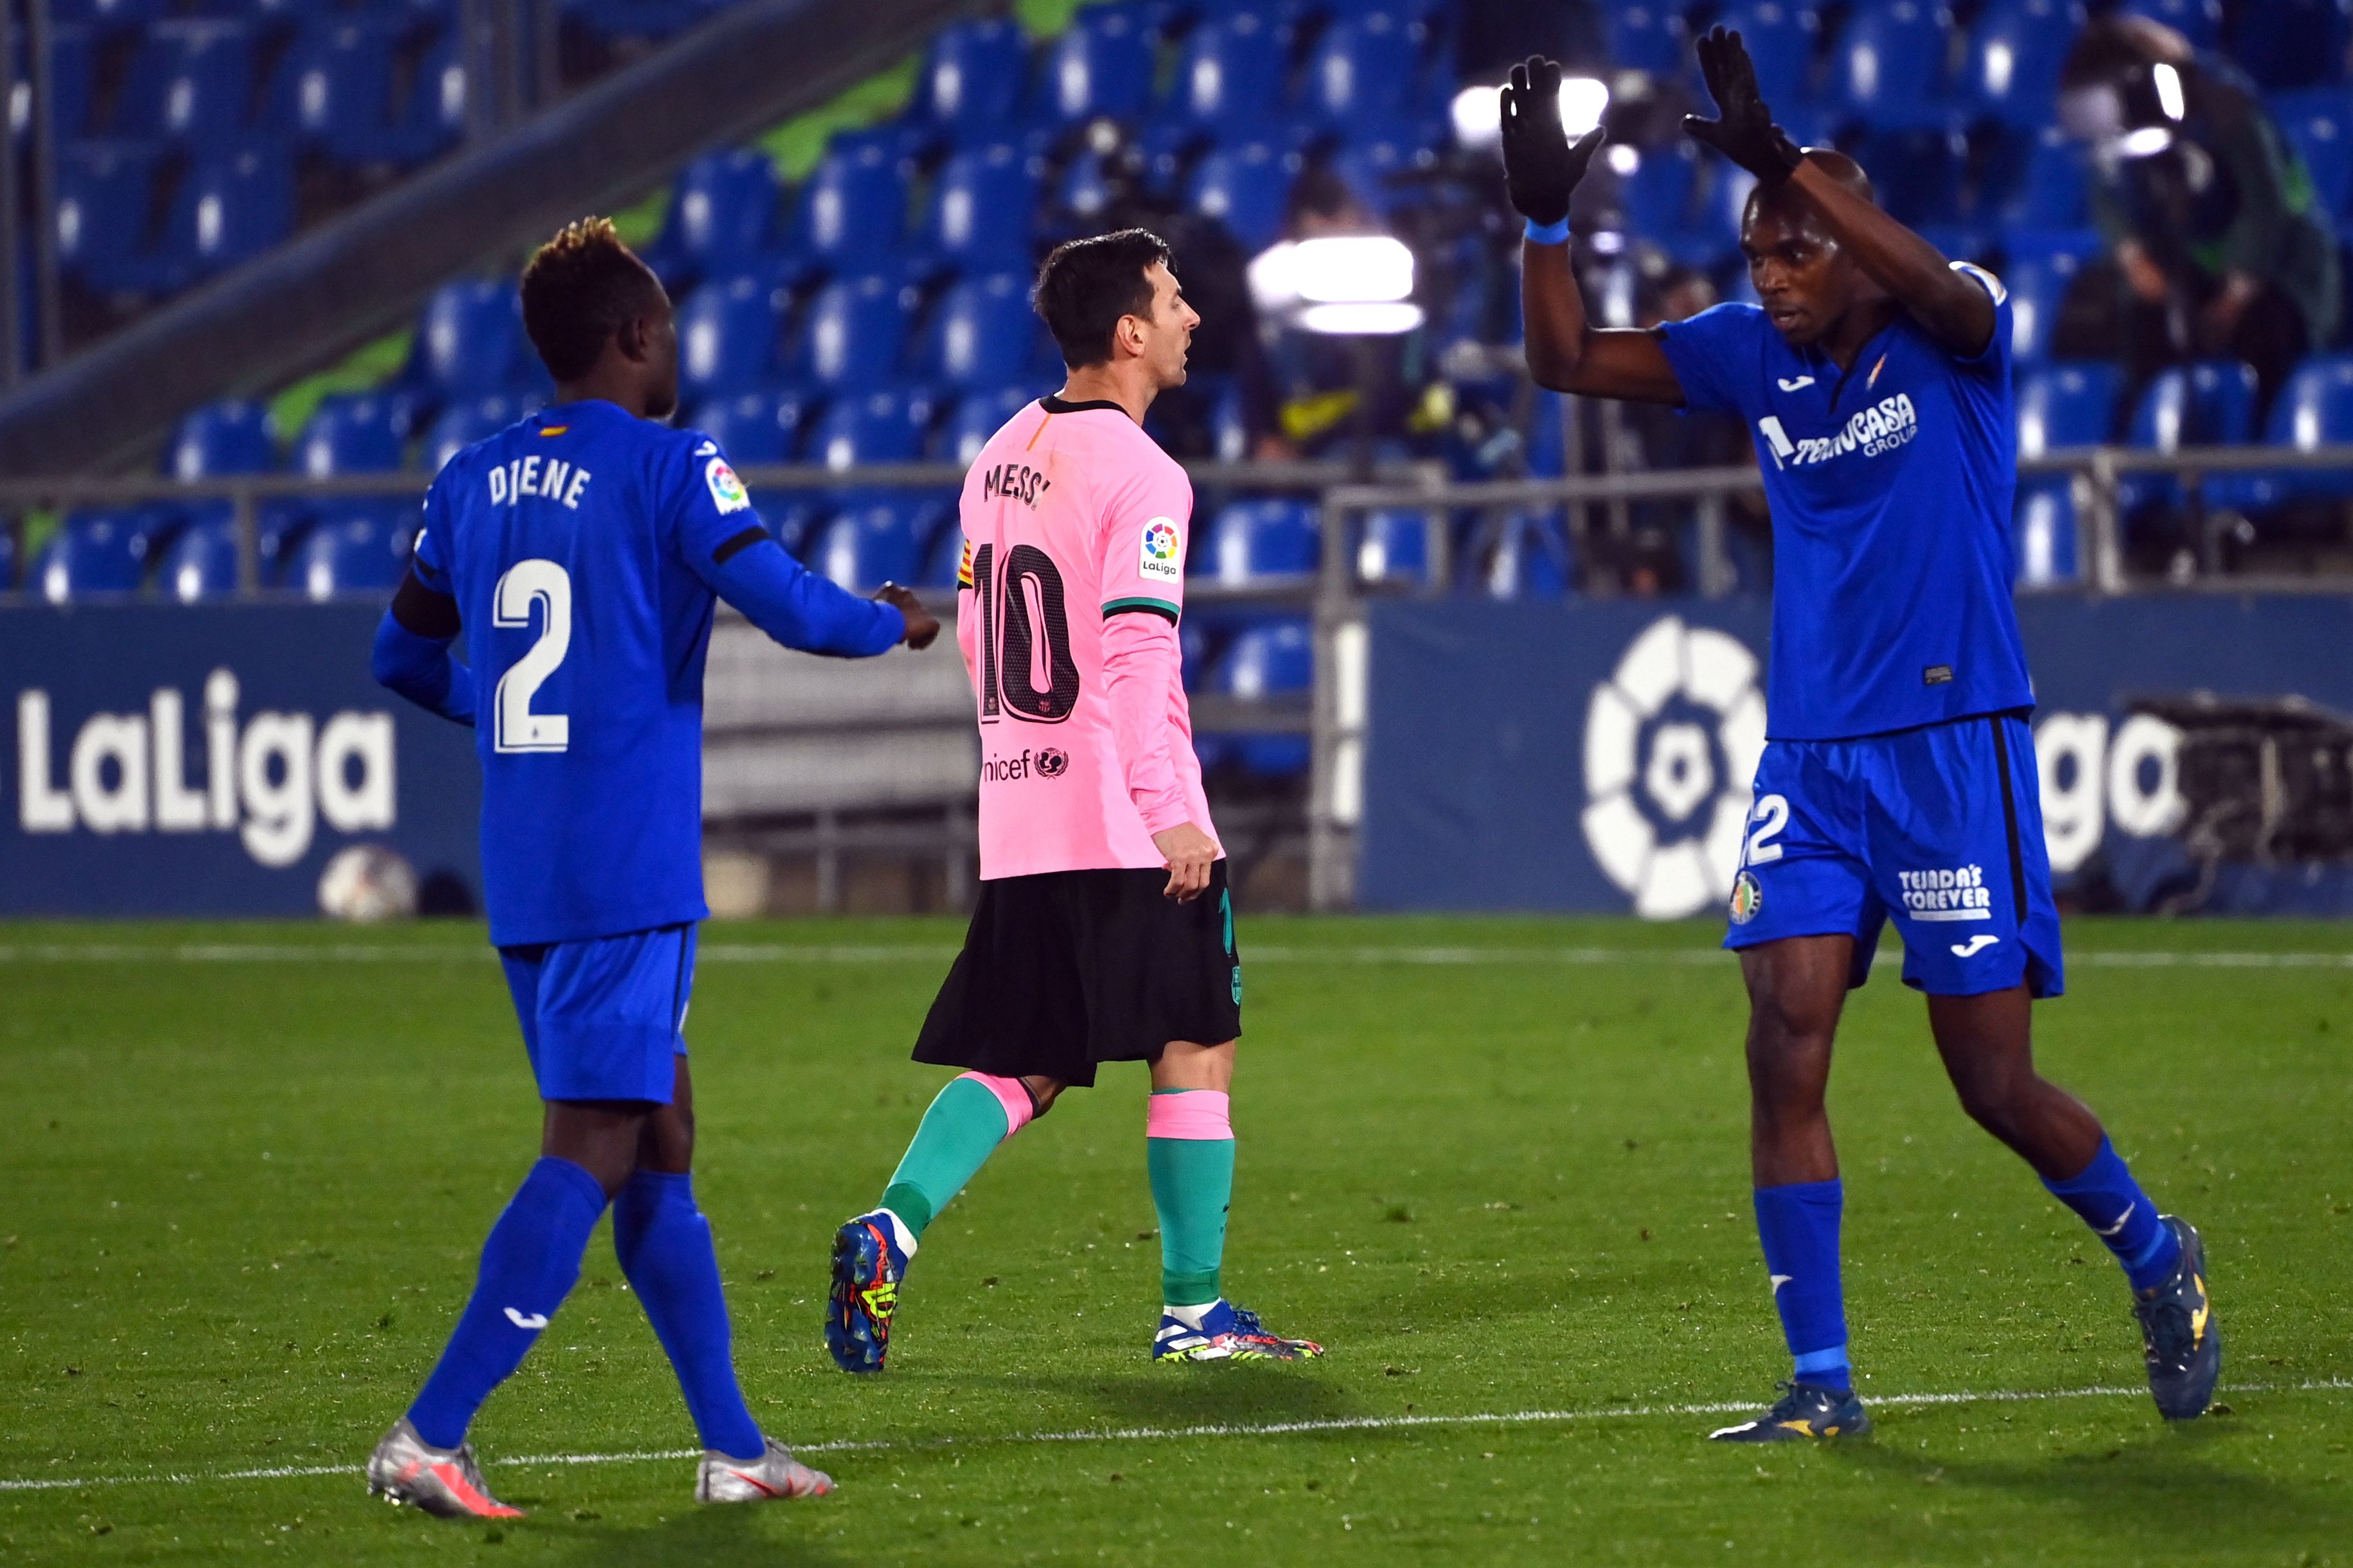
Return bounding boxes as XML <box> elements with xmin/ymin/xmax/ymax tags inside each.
<box><xmin>1040</xmin><ymin>395</ymin><xmax>1128</xmax><ymax>415</ymax></box>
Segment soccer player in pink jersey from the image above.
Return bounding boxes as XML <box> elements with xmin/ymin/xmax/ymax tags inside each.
<box><xmin>824</xmin><ymin>231</ymin><xmax>1323</xmax><ymax>1370</ymax></box>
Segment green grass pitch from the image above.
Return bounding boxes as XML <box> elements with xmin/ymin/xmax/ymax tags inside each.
<box><xmin>3</xmin><ymin>915</ymin><xmax>2350</xmax><ymax>1565</ymax></box>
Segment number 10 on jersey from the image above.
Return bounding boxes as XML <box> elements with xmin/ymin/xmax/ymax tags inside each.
<box><xmin>970</xmin><ymin>542</ymin><xmax>1079</xmax><ymax>725</ymax></box>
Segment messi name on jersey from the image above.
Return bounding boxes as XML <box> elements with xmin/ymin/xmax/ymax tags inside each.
<box><xmin>485</xmin><ymin>454</ymin><xmax>594</xmax><ymax>511</ymax></box>
<box><xmin>979</xmin><ymin>461</ymin><xmax>1051</xmax><ymax>507</ymax></box>
<box><xmin>1757</xmin><ymin>393</ymin><xmax>1918</xmax><ymax>470</ymax></box>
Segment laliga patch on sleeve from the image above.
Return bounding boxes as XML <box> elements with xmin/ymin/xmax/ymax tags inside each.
<box><xmin>1137</xmin><ymin>517</ymin><xmax>1182</xmax><ymax>582</ymax></box>
<box><xmin>705</xmin><ymin>456</ymin><xmax>750</xmax><ymax>515</ymax></box>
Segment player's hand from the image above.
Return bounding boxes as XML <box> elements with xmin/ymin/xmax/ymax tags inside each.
<box><xmin>874</xmin><ymin>583</ymin><xmax>940</xmax><ymax>650</ymax></box>
<box><xmin>1499</xmin><ymin>57</ymin><xmax>1606</xmax><ymax>228</ymax></box>
<box><xmin>1682</xmin><ymin>26</ymin><xmax>1802</xmax><ymax>185</ymax></box>
<box><xmin>1151</xmin><ymin>822</ymin><xmax>1220</xmax><ymax>903</ymax></box>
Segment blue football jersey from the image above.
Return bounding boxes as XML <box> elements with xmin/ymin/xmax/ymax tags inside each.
<box><xmin>1656</xmin><ymin>265</ymin><xmax>2035</xmax><ymax>740</ymax></box>
<box><xmin>413</xmin><ymin>398</ymin><xmax>828</xmax><ymax>946</ymax></box>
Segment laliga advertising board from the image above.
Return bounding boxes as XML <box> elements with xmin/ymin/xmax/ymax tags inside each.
<box><xmin>1</xmin><ymin>604</ymin><xmax>479</xmax><ymax>917</ymax></box>
<box><xmin>1358</xmin><ymin>594</ymin><xmax>2353</xmax><ymax>916</ymax></box>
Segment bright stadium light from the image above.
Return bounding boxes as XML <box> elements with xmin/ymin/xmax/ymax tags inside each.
<box><xmin>2117</xmin><ymin>125</ymin><xmax>2175</xmax><ymax>159</ymax></box>
<box><xmin>2152</xmin><ymin>62</ymin><xmax>2185</xmax><ymax>122</ymax></box>
<box><xmin>1299</xmin><ymin>302</ymin><xmax>1425</xmax><ymax>335</ymax></box>
<box><xmin>1250</xmin><ymin>236</ymin><xmax>1422</xmax><ymax>335</ymax></box>
<box><xmin>1450</xmin><ymin>76</ymin><xmax>1608</xmax><ymax>150</ymax></box>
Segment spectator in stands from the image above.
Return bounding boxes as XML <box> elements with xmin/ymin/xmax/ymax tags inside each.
<box><xmin>2059</xmin><ymin>15</ymin><xmax>2340</xmax><ymax>423</ymax></box>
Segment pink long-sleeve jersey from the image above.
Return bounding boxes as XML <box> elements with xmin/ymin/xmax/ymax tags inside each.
<box><xmin>953</xmin><ymin>395</ymin><xmax>1216</xmax><ymax>880</ymax></box>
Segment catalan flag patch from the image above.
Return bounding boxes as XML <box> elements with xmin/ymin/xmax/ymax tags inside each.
<box><xmin>538</xmin><ymin>426</ymin><xmax>568</xmax><ymax>436</ymax></box>
<box><xmin>956</xmin><ymin>536</ymin><xmax>974</xmax><ymax>588</ymax></box>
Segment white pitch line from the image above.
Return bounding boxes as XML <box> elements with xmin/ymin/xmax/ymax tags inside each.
<box><xmin>4</xmin><ymin>1379</ymin><xmax>2350</xmax><ymax>1495</ymax></box>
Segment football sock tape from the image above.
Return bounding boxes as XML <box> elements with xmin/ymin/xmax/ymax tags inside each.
<box><xmin>612</xmin><ymin>1171</ymin><xmax>764</xmax><ymax>1463</ymax></box>
<box><xmin>1148</xmin><ymin>1089</ymin><xmax>1234</xmax><ymax>1308</ymax></box>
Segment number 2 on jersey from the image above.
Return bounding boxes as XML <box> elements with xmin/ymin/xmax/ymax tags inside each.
<box><xmin>970</xmin><ymin>542</ymin><xmax>1079</xmax><ymax>724</ymax></box>
<box><xmin>493</xmin><ymin>558</ymin><xmax>571</xmax><ymax>753</ymax></box>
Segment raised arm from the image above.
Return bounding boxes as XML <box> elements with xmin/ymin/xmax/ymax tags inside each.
<box><xmin>688</xmin><ymin>527</ymin><xmax>937</xmax><ymax>657</ymax></box>
<box><xmin>1683</xmin><ymin>26</ymin><xmax>1994</xmax><ymax>358</ymax></box>
<box><xmin>1503</xmin><ymin>57</ymin><xmax>1687</xmax><ymax>404</ymax></box>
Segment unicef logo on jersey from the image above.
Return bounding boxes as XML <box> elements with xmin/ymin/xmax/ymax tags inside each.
<box><xmin>1580</xmin><ymin>616</ymin><xmax>1769</xmax><ymax>919</ymax></box>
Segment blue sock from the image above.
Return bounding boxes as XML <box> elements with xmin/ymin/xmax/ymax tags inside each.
<box><xmin>612</xmin><ymin>1171</ymin><xmax>764</xmax><ymax>1461</ymax></box>
<box><xmin>1754</xmin><ymin>1179</ymin><xmax>1851</xmax><ymax>1394</ymax></box>
<box><xmin>407</xmin><ymin>1156</ymin><xmax>608</xmax><ymax>1450</ymax></box>
<box><xmin>2042</xmin><ymin>1136</ymin><xmax>2181</xmax><ymax>1292</ymax></box>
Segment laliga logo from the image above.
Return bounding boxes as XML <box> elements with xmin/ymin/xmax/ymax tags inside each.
<box><xmin>1581</xmin><ymin>616</ymin><xmax>1768</xmax><ymax>919</ymax></box>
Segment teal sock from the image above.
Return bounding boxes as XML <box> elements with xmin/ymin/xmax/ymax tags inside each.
<box><xmin>877</xmin><ymin>1075</ymin><xmax>1014</xmax><ymax>1239</ymax></box>
<box><xmin>1147</xmin><ymin>1089</ymin><xmax>1234</xmax><ymax>1306</ymax></box>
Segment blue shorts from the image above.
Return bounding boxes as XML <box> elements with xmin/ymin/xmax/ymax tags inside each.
<box><xmin>1723</xmin><ymin>713</ymin><xmax>2064</xmax><ymax>998</ymax></box>
<box><xmin>499</xmin><ymin>924</ymin><xmax>697</xmax><ymax>1103</ymax></box>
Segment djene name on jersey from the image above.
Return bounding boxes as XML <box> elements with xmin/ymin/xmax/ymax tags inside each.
<box><xmin>980</xmin><ymin>462</ymin><xmax>1052</xmax><ymax>508</ymax></box>
<box><xmin>1757</xmin><ymin>392</ymin><xmax>1919</xmax><ymax>470</ymax></box>
<box><xmin>1897</xmin><ymin>863</ymin><xmax>1993</xmax><ymax>921</ymax></box>
<box><xmin>486</xmin><ymin>455</ymin><xmax>594</xmax><ymax>510</ymax></box>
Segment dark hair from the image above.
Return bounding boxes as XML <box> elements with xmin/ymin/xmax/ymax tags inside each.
<box><xmin>1032</xmin><ymin>228</ymin><xmax>1173</xmax><ymax>369</ymax></box>
<box><xmin>519</xmin><ymin>217</ymin><xmax>665</xmax><ymax>382</ymax></box>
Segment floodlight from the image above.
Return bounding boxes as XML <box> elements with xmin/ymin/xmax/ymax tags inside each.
<box><xmin>1449</xmin><ymin>77</ymin><xmax>1608</xmax><ymax>150</ymax></box>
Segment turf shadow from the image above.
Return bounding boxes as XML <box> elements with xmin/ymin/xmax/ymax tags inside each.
<box><xmin>1006</xmin><ymin>1364</ymin><xmax>1372</xmax><ymax>1431</ymax></box>
<box><xmin>544</xmin><ymin>1504</ymin><xmax>853</xmax><ymax>1567</ymax></box>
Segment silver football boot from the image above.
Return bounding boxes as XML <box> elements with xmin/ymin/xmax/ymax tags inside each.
<box><xmin>365</xmin><ymin>1417</ymin><xmax>525</xmax><ymax>1519</ymax></box>
<box><xmin>695</xmin><ymin>1436</ymin><xmax>835</xmax><ymax>1503</ymax></box>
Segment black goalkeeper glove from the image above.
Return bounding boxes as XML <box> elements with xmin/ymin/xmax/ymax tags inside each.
<box><xmin>1682</xmin><ymin>26</ymin><xmax>1803</xmax><ymax>185</ymax></box>
<box><xmin>1499</xmin><ymin>56</ymin><xmax>1606</xmax><ymax>229</ymax></box>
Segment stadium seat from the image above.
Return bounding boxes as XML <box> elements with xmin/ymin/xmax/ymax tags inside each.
<box><xmin>1166</xmin><ymin>11</ymin><xmax>1289</xmax><ymax>129</ymax></box>
<box><xmin>292</xmin><ymin>392</ymin><xmax>409</xmax><ymax>475</ymax></box>
<box><xmin>1708</xmin><ymin>3</ymin><xmax>1820</xmax><ymax>107</ymax></box>
<box><xmin>797</xmin><ymin>272</ymin><xmax>914</xmax><ymax>388</ymax></box>
<box><xmin>808</xmin><ymin>498</ymin><xmax>929</xmax><ymax>590</ymax></box>
<box><xmin>917</xmin><ymin>518</ymin><xmax>967</xmax><ymax>588</ymax></box>
<box><xmin>936</xmin><ymin>383</ymin><xmax>1043</xmax><ymax>463</ymax></box>
<box><xmin>796</xmin><ymin>137</ymin><xmax>910</xmax><ymax>262</ymax></box>
<box><xmin>911</xmin><ymin>17</ymin><xmax>1027</xmax><ymax>133</ymax></box>
<box><xmin>2210</xmin><ymin>354</ymin><xmax>2353</xmax><ymax>510</ymax></box>
<box><xmin>1989</xmin><ymin>124</ymin><xmax>2091</xmax><ymax>230</ymax></box>
<box><xmin>1619</xmin><ymin>139</ymin><xmax>1701</xmax><ymax>242</ymax></box>
<box><xmin>677</xmin><ymin>270</ymin><xmax>790</xmax><ymax>401</ymax></box>
<box><xmin>115</xmin><ymin>21</ymin><xmax>258</xmax><ymax>151</ymax></box>
<box><xmin>292</xmin><ymin>503</ymin><xmax>418</xmax><ymax>599</ymax></box>
<box><xmin>1604</xmin><ymin>1</ymin><xmax>1689</xmax><ymax>75</ymax></box>
<box><xmin>808</xmin><ymin>387</ymin><xmax>935</xmax><ymax>470</ymax></box>
<box><xmin>1186</xmin><ymin>140</ymin><xmax>1295</xmax><ymax>251</ymax></box>
<box><xmin>1851</xmin><ymin>123</ymin><xmax>1969</xmax><ymax>227</ymax></box>
<box><xmin>927</xmin><ymin>272</ymin><xmax>1040</xmax><ymax>391</ymax></box>
<box><xmin>750</xmin><ymin>495</ymin><xmax>828</xmax><ymax>558</ymax></box>
<box><xmin>271</xmin><ymin>16</ymin><xmax>404</xmax><ymax>167</ymax></box>
<box><xmin>44</xmin><ymin>24</ymin><xmax>99</xmax><ymax>141</ymax></box>
<box><xmin>414</xmin><ymin>279</ymin><xmax>529</xmax><ymax>400</ymax></box>
<box><xmin>2122</xmin><ymin>358</ymin><xmax>2259</xmax><ymax>518</ymax></box>
<box><xmin>55</xmin><ymin>139</ymin><xmax>164</xmax><ymax>295</ymax></box>
<box><xmin>1209</xmin><ymin>618</ymin><xmax>1312</xmax><ymax>776</ymax></box>
<box><xmin>51</xmin><ymin>0</ymin><xmax>168</xmax><ymax>27</ymax></box>
<box><xmin>1473</xmin><ymin>511</ymin><xmax>1571</xmax><ymax>598</ymax></box>
<box><xmin>2115</xmin><ymin>0</ymin><xmax>2221</xmax><ymax>51</ymax></box>
<box><xmin>1331</xmin><ymin>128</ymin><xmax>1442</xmax><ymax>220</ymax></box>
<box><xmin>1205</xmin><ymin>497</ymin><xmax>1319</xmax><ymax>585</ymax></box>
<box><xmin>389</xmin><ymin>30</ymin><xmax>467</xmax><ymax>166</ymax></box>
<box><xmin>166</xmin><ymin>143</ymin><xmax>296</xmax><ymax>285</ymax></box>
<box><xmin>420</xmin><ymin>394</ymin><xmax>528</xmax><ymax>473</ymax></box>
<box><xmin>1964</xmin><ymin>0</ymin><xmax>2085</xmax><ymax>126</ymax></box>
<box><xmin>2016</xmin><ymin>362</ymin><xmax>2122</xmax><ymax>456</ymax></box>
<box><xmin>1825</xmin><ymin>1</ymin><xmax>1953</xmax><ymax>126</ymax></box>
<box><xmin>0</xmin><ymin>518</ymin><xmax>17</xmax><ymax>594</ymax></box>
<box><xmin>166</xmin><ymin>399</ymin><xmax>277</xmax><ymax>479</ymax></box>
<box><xmin>923</xmin><ymin>141</ymin><xmax>1041</xmax><ymax>269</ymax></box>
<box><xmin>1356</xmin><ymin>507</ymin><xmax>1432</xmax><ymax>586</ymax></box>
<box><xmin>35</xmin><ymin>507</ymin><xmax>176</xmax><ymax>601</ymax></box>
<box><xmin>2012</xmin><ymin>479</ymin><xmax>2079</xmax><ymax>586</ymax></box>
<box><xmin>1036</xmin><ymin>3</ymin><xmax>1155</xmax><ymax>123</ymax></box>
<box><xmin>160</xmin><ymin>516</ymin><xmax>242</xmax><ymax>601</ymax></box>
<box><xmin>2234</xmin><ymin>0</ymin><xmax>2353</xmax><ymax>91</ymax></box>
<box><xmin>1304</xmin><ymin>10</ymin><xmax>1421</xmax><ymax>126</ymax></box>
<box><xmin>2003</xmin><ymin>247</ymin><xmax>2089</xmax><ymax>362</ymax></box>
<box><xmin>643</xmin><ymin>149</ymin><xmax>783</xmax><ymax>290</ymax></box>
<box><xmin>2271</xmin><ymin>92</ymin><xmax>2353</xmax><ymax>220</ymax></box>
<box><xmin>693</xmin><ymin>386</ymin><xmax>820</xmax><ymax>465</ymax></box>
<box><xmin>1055</xmin><ymin>145</ymin><xmax>1120</xmax><ymax>227</ymax></box>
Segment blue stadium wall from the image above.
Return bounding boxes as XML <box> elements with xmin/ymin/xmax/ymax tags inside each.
<box><xmin>1</xmin><ymin>605</ymin><xmax>480</xmax><ymax>917</ymax></box>
<box><xmin>1358</xmin><ymin>595</ymin><xmax>2353</xmax><ymax>918</ymax></box>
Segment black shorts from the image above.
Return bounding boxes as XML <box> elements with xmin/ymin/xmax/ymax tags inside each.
<box><xmin>912</xmin><ymin>861</ymin><xmax>1243</xmax><ymax>1088</ymax></box>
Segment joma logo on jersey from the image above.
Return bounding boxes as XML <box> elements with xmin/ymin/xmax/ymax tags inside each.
<box><xmin>1898</xmin><ymin>863</ymin><xmax>1993</xmax><ymax>922</ymax></box>
<box><xmin>1757</xmin><ymin>392</ymin><xmax>1919</xmax><ymax>470</ymax></box>
<box><xmin>980</xmin><ymin>462</ymin><xmax>1052</xmax><ymax>507</ymax></box>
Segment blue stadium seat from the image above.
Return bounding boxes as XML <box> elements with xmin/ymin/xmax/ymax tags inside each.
<box><xmin>2210</xmin><ymin>354</ymin><xmax>2353</xmax><ymax>510</ymax></box>
<box><xmin>923</xmin><ymin>141</ymin><xmax>1040</xmax><ymax>269</ymax></box>
<box><xmin>1204</xmin><ymin>497</ymin><xmax>1319</xmax><ymax>585</ymax></box>
<box><xmin>160</xmin><ymin>517</ymin><xmax>241</xmax><ymax>601</ymax></box>
<box><xmin>1989</xmin><ymin>125</ymin><xmax>2091</xmax><ymax>229</ymax></box>
<box><xmin>641</xmin><ymin>150</ymin><xmax>783</xmax><ymax>291</ymax></box>
<box><xmin>291</xmin><ymin>503</ymin><xmax>418</xmax><ymax>599</ymax></box>
<box><xmin>808</xmin><ymin>387</ymin><xmax>932</xmax><ymax>470</ymax></box>
<box><xmin>1055</xmin><ymin>146</ymin><xmax>1119</xmax><ymax>227</ymax></box>
<box><xmin>912</xmin><ymin>17</ymin><xmax>1027</xmax><ymax>132</ymax></box>
<box><xmin>1036</xmin><ymin>3</ymin><xmax>1155</xmax><ymax>123</ymax></box>
<box><xmin>166</xmin><ymin>399</ymin><xmax>277</xmax><ymax>479</ymax></box>
<box><xmin>808</xmin><ymin>498</ymin><xmax>930</xmax><ymax>590</ymax></box>
<box><xmin>45</xmin><ymin>24</ymin><xmax>99</xmax><ymax>140</ymax></box>
<box><xmin>936</xmin><ymin>383</ymin><xmax>1043</xmax><ymax>463</ymax></box>
<box><xmin>0</xmin><ymin>520</ymin><xmax>13</xmax><ymax>593</ymax></box>
<box><xmin>1356</xmin><ymin>507</ymin><xmax>1432</xmax><ymax>586</ymax></box>
<box><xmin>35</xmin><ymin>507</ymin><xmax>175</xmax><ymax>601</ymax></box>
<box><xmin>1619</xmin><ymin>139</ymin><xmax>1701</xmax><ymax>241</ymax></box>
<box><xmin>389</xmin><ymin>31</ymin><xmax>466</xmax><ymax>166</ymax></box>
<box><xmin>1167</xmin><ymin>11</ymin><xmax>1289</xmax><ymax>129</ymax></box>
<box><xmin>165</xmin><ymin>143</ymin><xmax>296</xmax><ymax>285</ymax></box>
<box><xmin>677</xmin><ymin>270</ymin><xmax>789</xmax><ymax>400</ymax></box>
<box><xmin>2122</xmin><ymin>358</ymin><xmax>2259</xmax><ymax>517</ymax></box>
<box><xmin>1826</xmin><ymin>1</ymin><xmax>1953</xmax><ymax>125</ymax></box>
<box><xmin>2012</xmin><ymin>480</ymin><xmax>2078</xmax><ymax>586</ymax></box>
<box><xmin>2016</xmin><ymin>362</ymin><xmax>2122</xmax><ymax>457</ymax></box>
<box><xmin>1473</xmin><ymin>511</ymin><xmax>1570</xmax><ymax>598</ymax></box>
<box><xmin>917</xmin><ymin>518</ymin><xmax>967</xmax><ymax>588</ymax></box>
<box><xmin>2003</xmin><ymin>246</ymin><xmax>2090</xmax><ymax>362</ymax></box>
<box><xmin>1187</xmin><ymin>140</ymin><xmax>1295</xmax><ymax>250</ymax></box>
<box><xmin>2234</xmin><ymin>0</ymin><xmax>2353</xmax><ymax>91</ymax></box>
<box><xmin>51</xmin><ymin>0</ymin><xmax>166</xmax><ymax>28</ymax></box>
<box><xmin>750</xmin><ymin>495</ymin><xmax>828</xmax><ymax>559</ymax></box>
<box><xmin>562</xmin><ymin>0</ymin><xmax>706</xmax><ymax>50</ymax></box>
<box><xmin>415</xmin><ymin>279</ymin><xmax>529</xmax><ymax>400</ymax></box>
<box><xmin>1849</xmin><ymin>122</ymin><xmax>1968</xmax><ymax>227</ymax></box>
<box><xmin>2115</xmin><ymin>0</ymin><xmax>2221</xmax><ymax>50</ymax></box>
<box><xmin>1209</xmin><ymin>619</ymin><xmax>1312</xmax><ymax>776</ymax></box>
<box><xmin>927</xmin><ymin>272</ymin><xmax>1040</xmax><ymax>391</ymax></box>
<box><xmin>1331</xmin><ymin>127</ymin><xmax>1441</xmax><ymax>219</ymax></box>
<box><xmin>55</xmin><ymin>139</ymin><xmax>164</xmax><ymax>295</ymax></box>
<box><xmin>1304</xmin><ymin>10</ymin><xmax>1420</xmax><ymax>126</ymax></box>
<box><xmin>693</xmin><ymin>386</ymin><xmax>820</xmax><ymax>465</ymax></box>
<box><xmin>2271</xmin><ymin>91</ymin><xmax>2353</xmax><ymax>220</ymax></box>
<box><xmin>115</xmin><ymin>21</ymin><xmax>259</xmax><ymax>150</ymax></box>
<box><xmin>420</xmin><ymin>394</ymin><xmax>528</xmax><ymax>473</ymax></box>
<box><xmin>795</xmin><ymin>137</ymin><xmax>909</xmax><ymax>262</ymax></box>
<box><xmin>1709</xmin><ymin>3</ymin><xmax>1819</xmax><ymax>107</ymax></box>
<box><xmin>271</xmin><ymin>17</ymin><xmax>404</xmax><ymax>166</ymax></box>
<box><xmin>292</xmin><ymin>392</ymin><xmax>409</xmax><ymax>475</ymax></box>
<box><xmin>797</xmin><ymin>272</ymin><xmax>914</xmax><ymax>388</ymax></box>
<box><xmin>1964</xmin><ymin>0</ymin><xmax>2084</xmax><ymax>125</ymax></box>
<box><xmin>1605</xmin><ymin>1</ymin><xmax>1689</xmax><ymax>75</ymax></box>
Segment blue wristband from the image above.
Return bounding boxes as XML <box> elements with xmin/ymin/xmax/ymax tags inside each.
<box><xmin>1523</xmin><ymin>216</ymin><xmax>1571</xmax><ymax>245</ymax></box>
